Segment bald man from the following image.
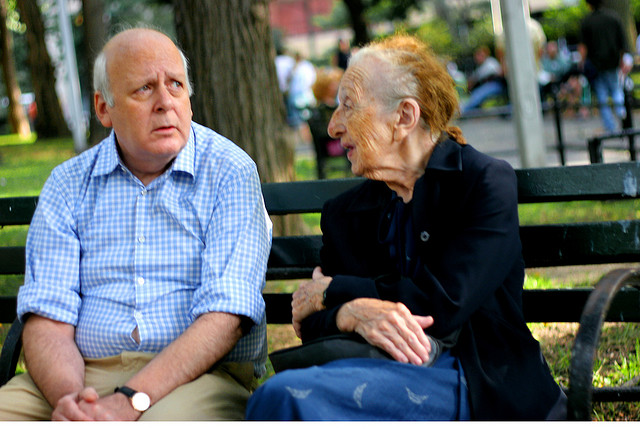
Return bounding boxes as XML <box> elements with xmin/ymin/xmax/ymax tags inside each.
<box><xmin>0</xmin><ymin>28</ymin><xmax>272</xmax><ymax>421</ymax></box>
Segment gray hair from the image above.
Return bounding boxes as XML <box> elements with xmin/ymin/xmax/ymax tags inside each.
<box><xmin>93</xmin><ymin>36</ymin><xmax>194</xmax><ymax>107</ymax></box>
<box><xmin>348</xmin><ymin>46</ymin><xmax>418</xmax><ymax>115</ymax></box>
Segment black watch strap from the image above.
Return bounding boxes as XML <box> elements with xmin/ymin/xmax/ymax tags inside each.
<box><xmin>114</xmin><ymin>385</ymin><xmax>151</xmax><ymax>412</ymax></box>
<box><xmin>114</xmin><ymin>386</ymin><xmax>136</xmax><ymax>398</ymax></box>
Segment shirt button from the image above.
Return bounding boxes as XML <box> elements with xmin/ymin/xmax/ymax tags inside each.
<box><xmin>420</xmin><ymin>231</ymin><xmax>430</xmax><ymax>242</ymax></box>
<box><xmin>138</xmin><ymin>235</ymin><xmax>146</xmax><ymax>243</ymax></box>
<box><xmin>141</xmin><ymin>189</ymin><xmax>147</xmax><ymax>196</ymax></box>
<box><xmin>134</xmin><ymin>311</ymin><xmax>142</xmax><ymax>319</ymax></box>
<box><xmin>137</xmin><ymin>277</ymin><xmax>145</xmax><ymax>286</ymax></box>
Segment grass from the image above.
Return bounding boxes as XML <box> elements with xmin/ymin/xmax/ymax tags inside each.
<box><xmin>0</xmin><ymin>138</ymin><xmax>638</xmax><ymax>420</ymax></box>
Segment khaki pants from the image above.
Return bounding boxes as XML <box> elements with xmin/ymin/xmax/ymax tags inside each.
<box><xmin>0</xmin><ymin>351</ymin><xmax>256</xmax><ymax>421</ymax></box>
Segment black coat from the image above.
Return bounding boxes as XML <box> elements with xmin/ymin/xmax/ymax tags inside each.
<box><xmin>300</xmin><ymin>139</ymin><xmax>565</xmax><ymax>420</ymax></box>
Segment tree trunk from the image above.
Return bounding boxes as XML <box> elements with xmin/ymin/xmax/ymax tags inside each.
<box><xmin>16</xmin><ymin>0</ymin><xmax>70</xmax><ymax>138</ymax></box>
<box><xmin>81</xmin><ymin>0</ymin><xmax>109</xmax><ymax>146</ymax></box>
<box><xmin>0</xmin><ymin>0</ymin><xmax>31</xmax><ymax>138</ymax></box>
<box><xmin>173</xmin><ymin>0</ymin><xmax>304</xmax><ymax>235</ymax></box>
<box><xmin>342</xmin><ymin>0</ymin><xmax>370</xmax><ymax>47</ymax></box>
<box><xmin>602</xmin><ymin>0</ymin><xmax>635</xmax><ymax>53</ymax></box>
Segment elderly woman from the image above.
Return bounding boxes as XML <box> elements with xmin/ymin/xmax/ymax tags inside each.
<box><xmin>246</xmin><ymin>35</ymin><xmax>566</xmax><ymax>420</ymax></box>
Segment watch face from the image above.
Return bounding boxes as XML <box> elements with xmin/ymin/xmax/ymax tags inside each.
<box><xmin>131</xmin><ymin>392</ymin><xmax>151</xmax><ymax>412</ymax></box>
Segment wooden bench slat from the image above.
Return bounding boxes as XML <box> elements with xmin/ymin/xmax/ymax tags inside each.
<box><xmin>0</xmin><ymin>247</ymin><xmax>26</xmax><ymax>275</ymax></box>
<box><xmin>0</xmin><ymin>297</ymin><xmax>17</xmax><ymax>324</ymax></box>
<box><xmin>0</xmin><ymin>197</ymin><xmax>38</xmax><ymax>226</ymax></box>
<box><xmin>4</xmin><ymin>219</ymin><xmax>640</xmax><ymax>276</ymax></box>
<box><xmin>515</xmin><ymin>163</ymin><xmax>640</xmax><ymax>203</ymax></box>
<box><xmin>6</xmin><ymin>289</ymin><xmax>636</xmax><ymax>326</ymax></box>
<box><xmin>1</xmin><ymin>164</ymin><xmax>638</xmax><ymax>222</ymax></box>
<box><xmin>262</xmin><ymin>178</ymin><xmax>364</xmax><ymax>214</ymax></box>
<box><xmin>264</xmin><ymin>288</ymin><xmax>640</xmax><ymax>325</ymax></box>
<box><xmin>521</xmin><ymin>221</ymin><xmax>640</xmax><ymax>267</ymax></box>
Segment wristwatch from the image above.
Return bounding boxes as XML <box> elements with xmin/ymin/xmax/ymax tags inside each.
<box><xmin>114</xmin><ymin>386</ymin><xmax>151</xmax><ymax>412</ymax></box>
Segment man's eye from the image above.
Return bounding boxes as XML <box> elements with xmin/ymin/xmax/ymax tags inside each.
<box><xmin>171</xmin><ymin>81</ymin><xmax>183</xmax><ymax>88</ymax></box>
<box><xmin>137</xmin><ymin>85</ymin><xmax>151</xmax><ymax>92</ymax></box>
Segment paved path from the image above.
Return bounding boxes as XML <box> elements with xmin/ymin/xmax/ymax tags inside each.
<box><xmin>454</xmin><ymin>108</ymin><xmax>640</xmax><ymax>168</ymax></box>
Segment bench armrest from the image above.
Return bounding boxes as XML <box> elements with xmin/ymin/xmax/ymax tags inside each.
<box><xmin>0</xmin><ymin>317</ymin><xmax>23</xmax><ymax>387</ymax></box>
<box><xmin>568</xmin><ymin>267</ymin><xmax>640</xmax><ymax>420</ymax></box>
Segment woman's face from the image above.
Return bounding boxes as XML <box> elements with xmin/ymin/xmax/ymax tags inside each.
<box><xmin>327</xmin><ymin>60</ymin><xmax>396</xmax><ymax>179</ymax></box>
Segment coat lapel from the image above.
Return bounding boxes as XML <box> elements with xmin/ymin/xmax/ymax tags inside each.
<box><xmin>412</xmin><ymin>139</ymin><xmax>464</xmax><ymax>253</ymax></box>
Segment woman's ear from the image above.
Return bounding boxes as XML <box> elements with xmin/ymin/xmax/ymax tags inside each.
<box><xmin>393</xmin><ymin>98</ymin><xmax>421</xmax><ymax>141</ymax></box>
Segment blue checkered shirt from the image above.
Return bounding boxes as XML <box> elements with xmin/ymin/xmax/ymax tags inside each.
<box><xmin>18</xmin><ymin>122</ymin><xmax>272</xmax><ymax>376</ymax></box>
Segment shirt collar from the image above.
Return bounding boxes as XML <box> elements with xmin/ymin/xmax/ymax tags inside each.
<box><xmin>424</xmin><ymin>137</ymin><xmax>463</xmax><ymax>173</ymax></box>
<box><xmin>92</xmin><ymin>125</ymin><xmax>196</xmax><ymax>179</ymax></box>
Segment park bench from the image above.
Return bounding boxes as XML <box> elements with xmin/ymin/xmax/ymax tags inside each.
<box><xmin>1</xmin><ymin>162</ymin><xmax>640</xmax><ymax>420</ymax></box>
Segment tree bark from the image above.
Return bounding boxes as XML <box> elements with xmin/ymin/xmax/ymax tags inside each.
<box><xmin>602</xmin><ymin>0</ymin><xmax>635</xmax><ymax>53</ymax></box>
<box><xmin>173</xmin><ymin>0</ymin><xmax>304</xmax><ymax>235</ymax></box>
<box><xmin>342</xmin><ymin>0</ymin><xmax>370</xmax><ymax>47</ymax></box>
<box><xmin>16</xmin><ymin>0</ymin><xmax>70</xmax><ymax>138</ymax></box>
<box><xmin>0</xmin><ymin>0</ymin><xmax>31</xmax><ymax>138</ymax></box>
<box><xmin>81</xmin><ymin>0</ymin><xmax>109</xmax><ymax>146</ymax></box>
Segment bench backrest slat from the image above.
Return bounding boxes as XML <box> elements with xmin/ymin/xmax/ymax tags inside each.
<box><xmin>0</xmin><ymin>197</ymin><xmax>38</xmax><ymax>226</ymax></box>
<box><xmin>515</xmin><ymin>163</ymin><xmax>640</xmax><ymax>203</ymax></box>
<box><xmin>0</xmin><ymin>162</ymin><xmax>639</xmax><ymax>325</ymax></box>
<box><xmin>3</xmin><ymin>287</ymin><xmax>639</xmax><ymax>325</ymax></box>
<box><xmin>1</xmin><ymin>164</ymin><xmax>638</xmax><ymax>223</ymax></box>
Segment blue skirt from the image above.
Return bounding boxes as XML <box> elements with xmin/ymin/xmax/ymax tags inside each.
<box><xmin>246</xmin><ymin>350</ymin><xmax>470</xmax><ymax>421</ymax></box>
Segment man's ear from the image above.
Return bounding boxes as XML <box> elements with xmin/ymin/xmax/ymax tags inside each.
<box><xmin>94</xmin><ymin>92</ymin><xmax>113</xmax><ymax>128</ymax></box>
<box><xmin>393</xmin><ymin>98</ymin><xmax>421</xmax><ymax>141</ymax></box>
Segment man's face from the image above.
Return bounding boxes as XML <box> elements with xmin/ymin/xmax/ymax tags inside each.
<box><xmin>95</xmin><ymin>30</ymin><xmax>193</xmax><ymax>182</ymax></box>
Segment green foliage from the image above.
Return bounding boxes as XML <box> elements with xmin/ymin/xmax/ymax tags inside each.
<box><xmin>633</xmin><ymin>0</ymin><xmax>640</xmax><ymax>23</ymax></box>
<box><xmin>540</xmin><ymin>2</ymin><xmax>589</xmax><ymax>44</ymax></box>
<box><xmin>464</xmin><ymin>15</ymin><xmax>497</xmax><ymax>54</ymax></box>
<box><xmin>365</xmin><ymin>0</ymin><xmax>423</xmax><ymax>23</ymax></box>
<box><xmin>413</xmin><ymin>18</ymin><xmax>456</xmax><ymax>59</ymax></box>
<box><xmin>5</xmin><ymin>0</ymin><xmax>26</xmax><ymax>33</ymax></box>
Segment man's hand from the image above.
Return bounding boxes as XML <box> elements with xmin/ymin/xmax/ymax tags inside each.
<box><xmin>53</xmin><ymin>387</ymin><xmax>142</xmax><ymax>421</ymax></box>
<box><xmin>336</xmin><ymin>298</ymin><xmax>434</xmax><ymax>366</ymax></box>
<box><xmin>51</xmin><ymin>389</ymin><xmax>96</xmax><ymax>421</ymax></box>
<box><xmin>292</xmin><ymin>267</ymin><xmax>332</xmax><ymax>338</ymax></box>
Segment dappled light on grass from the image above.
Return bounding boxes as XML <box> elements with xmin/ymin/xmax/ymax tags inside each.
<box><xmin>0</xmin><ymin>133</ymin><xmax>37</xmax><ymax>146</ymax></box>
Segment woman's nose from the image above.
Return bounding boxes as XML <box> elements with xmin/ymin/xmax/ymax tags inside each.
<box><xmin>327</xmin><ymin>110</ymin><xmax>342</xmax><ymax>139</ymax></box>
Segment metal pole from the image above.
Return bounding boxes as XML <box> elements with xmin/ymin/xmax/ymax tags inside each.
<box><xmin>499</xmin><ymin>0</ymin><xmax>546</xmax><ymax>167</ymax></box>
<box><xmin>57</xmin><ymin>0</ymin><xmax>87</xmax><ymax>153</ymax></box>
<box><xmin>552</xmin><ymin>87</ymin><xmax>566</xmax><ymax>165</ymax></box>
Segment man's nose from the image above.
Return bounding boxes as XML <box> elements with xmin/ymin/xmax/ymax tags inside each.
<box><xmin>155</xmin><ymin>85</ymin><xmax>174</xmax><ymax>111</ymax></box>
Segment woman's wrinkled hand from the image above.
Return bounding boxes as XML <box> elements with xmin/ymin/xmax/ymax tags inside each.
<box><xmin>292</xmin><ymin>267</ymin><xmax>332</xmax><ymax>338</ymax></box>
<box><xmin>336</xmin><ymin>298</ymin><xmax>434</xmax><ymax>366</ymax></box>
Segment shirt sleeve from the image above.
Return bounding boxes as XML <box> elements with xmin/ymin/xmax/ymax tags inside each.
<box><xmin>17</xmin><ymin>170</ymin><xmax>82</xmax><ymax>325</ymax></box>
<box><xmin>190</xmin><ymin>161</ymin><xmax>272</xmax><ymax>326</ymax></box>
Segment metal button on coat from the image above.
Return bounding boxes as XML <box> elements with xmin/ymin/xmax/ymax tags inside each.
<box><xmin>420</xmin><ymin>231</ymin><xmax>430</xmax><ymax>242</ymax></box>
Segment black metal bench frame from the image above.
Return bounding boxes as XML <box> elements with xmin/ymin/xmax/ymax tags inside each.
<box><xmin>1</xmin><ymin>162</ymin><xmax>640</xmax><ymax>420</ymax></box>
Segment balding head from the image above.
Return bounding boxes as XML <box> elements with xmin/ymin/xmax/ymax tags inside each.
<box><xmin>93</xmin><ymin>28</ymin><xmax>193</xmax><ymax>107</ymax></box>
